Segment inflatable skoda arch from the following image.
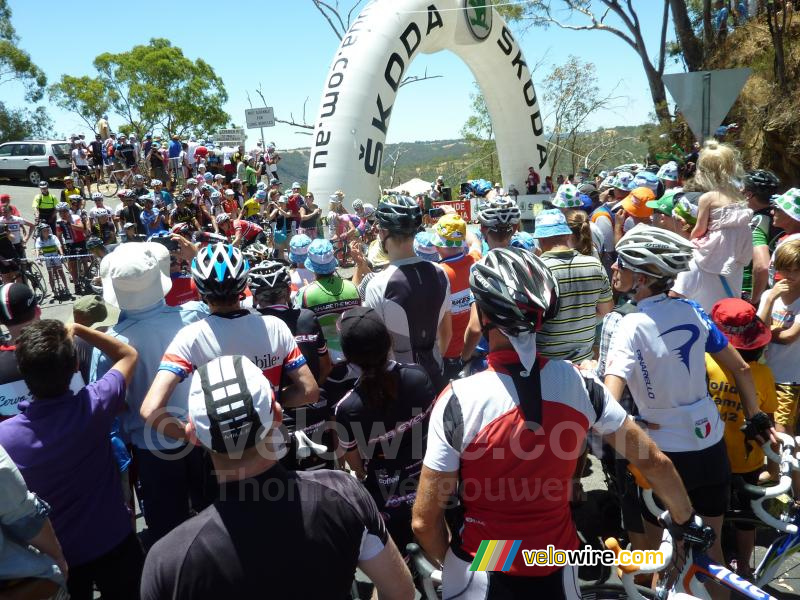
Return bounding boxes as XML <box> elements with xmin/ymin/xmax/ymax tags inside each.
<box><xmin>307</xmin><ymin>0</ymin><xmax>549</xmax><ymax>206</ymax></box>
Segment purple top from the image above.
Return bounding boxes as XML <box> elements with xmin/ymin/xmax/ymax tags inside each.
<box><xmin>0</xmin><ymin>369</ymin><xmax>132</xmax><ymax>566</ymax></box>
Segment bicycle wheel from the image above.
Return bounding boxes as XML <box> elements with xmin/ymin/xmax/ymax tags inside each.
<box><xmin>94</xmin><ymin>173</ymin><xmax>120</xmax><ymax>198</ymax></box>
<box><xmin>580</xmin><ymin>583</ymin><xmax>657</xmax><ymax>599</ymax></box>
<box><xmin>24</xmin><ymin>262</ymin><xmax>47</xmax><ymax>304</ymax></box>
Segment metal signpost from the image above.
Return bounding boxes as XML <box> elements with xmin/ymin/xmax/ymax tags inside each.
<box><xmin>245</xmin><ymin>107</ymin><xmax>275</xmax><ymax>152</ymax></box>
<box><xmin>663</xmin><ymin>68</ymin><xmax>751</xmax><ymax>142</ymax></box>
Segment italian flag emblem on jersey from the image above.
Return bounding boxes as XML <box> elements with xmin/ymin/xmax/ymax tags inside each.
<box><xmin>694</xmin><ymin>418</ymin><xmax>711</xmax><ymax>439</ymax></box>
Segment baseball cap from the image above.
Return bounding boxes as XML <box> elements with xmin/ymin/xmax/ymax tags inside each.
<box><xmin>620</xmin><ymin>187</ymin><xmax>656</xmax><ymax>218</ymax></box>
<box><xmin>710</xmin><ymin>298</ymin><xmax>771</xmax><ymax>351</ymax></box>
<box><xmin>71</xmin><ymin>294</ymin><xmax>119</xmax><ymax>328</ymax></box>
<box><xmin>646</xmin><ymin>188</ymin><xmax>683</xmax><ymax>216</ymax></box>
<box><xmin>532</xmin><ymin>208</ymin><xmax>572</xmax><ymax>239</ymax></box>
<box><xmin>431</xmin><ymin>213</ymin><xmax>466</xmax><ymax>248</ymax></box>
<box><xmin>187</xmin><ymin>355</ymin><xmax>276</xmax><ymax>454</ymax></box>
<box><xmin>0</xmin><ymin>283</ymin><xmax>36</xmax><ymax>325</ymax></box>
<box><xmin>672</xmin><ymin>192</ymin><xmax>701</xmax><ymax>226</ymax></box>
<box><xmin>339</xmin><ymin>307</ymin><xmax>391</xmax><ymax>360</ymax></box>
<box><xmin>304</xmin><ymin>239</ymin><xmax>338</xmax><ymax>275</ymax></box>
<box><xmin>773</xmin><ymin>188</ymin><xmax>800</xmax><ymax>223</ymax></box>
<box><xmin>578</xmin><ymin>183</ymin><xmax>598</xmax><ymax>197</ymax></box>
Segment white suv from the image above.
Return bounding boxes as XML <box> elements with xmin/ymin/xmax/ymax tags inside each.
<box><xmin>0</xmin><ymin>140</ymin><xmax>72</xmax><ymax>186</ymax></box>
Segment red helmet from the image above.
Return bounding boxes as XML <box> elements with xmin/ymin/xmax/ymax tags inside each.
<box><xmin>171</xmin><ymin>223</ymin><xmax>191</xmax><ymax>236</ymax></box>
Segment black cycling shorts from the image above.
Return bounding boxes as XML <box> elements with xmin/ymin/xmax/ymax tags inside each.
<box><xmin>75</xmin><ymin>165</ymin><xmax>89</xmax><ymax>175</ymax></box>
<box><xmin>66</xmin><ymin>241</ymin><xmax>87</xmax><ymax>256</ymax></box>
<box><xmin>643</xmin><ymin>439</ymin><xmax>731</xmax><ymax>522</ymax></box>
<box><xmin>730</xmin><ymin>469</ymin><xmax>761</xmax><ymax>531</ymax></box>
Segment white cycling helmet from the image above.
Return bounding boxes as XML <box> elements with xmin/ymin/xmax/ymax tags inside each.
<box><xmin>352</xmin><ymin>199</ymin><xmax>364</xmax><ymax>211</ymax></box>
<box><xmin>215</xmin><ymin>213</ymin><xmax>231</xmax><ymax>225</ymax></box>
<box><xmin>91</xmin><ymin>192</ymin><xmax>103</xmax><ymax>201</ymax></box>
<box><xmin>615</xmin><ymin>224</ymin><xmax>693</xmax><ymax>279</ymax></box>
<box><xmin>478</xmin><ymin>196</ymin><xmax>520</xmax><ymax>229</ymax></box>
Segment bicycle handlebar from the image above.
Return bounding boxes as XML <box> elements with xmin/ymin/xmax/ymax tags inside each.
<box><xmin>405</xmin><ymin>543</ymin><xmax>442</xmax><ymax>600</ymax></box>
<box><xmin>605</xmin><ymin>529</ymin><xmax>673</xmax><ymax>600</ymax></box>
<box><xmin>762</xmin><ymin>431</ymin><xmax>796</xmax><ymax>465</ymax></box>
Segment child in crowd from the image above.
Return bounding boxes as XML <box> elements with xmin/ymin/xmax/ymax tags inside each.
<box><xmin>758</xmin><ymin>239</ymin><xmax>800</xmax><ymax>437</ymax></box>
<box><xmin>34</xmin><ymin>223</ymin><xmax>68</xmax><ymax>293</ymax></box>
<box><xmin>706</xmin><ymin>298</ymin><xmax>776</xmax><ymax>579</ymax></box>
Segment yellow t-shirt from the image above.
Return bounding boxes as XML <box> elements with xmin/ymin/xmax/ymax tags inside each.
<box><xmin>705</xmin><ymin>354</ymin><xmax>777</xmax><ymax>473</ymax></box>
<box><xmin>241</xmin><ymin>199</ymin><xmax>260</xmax><ymax>218</ymax></box>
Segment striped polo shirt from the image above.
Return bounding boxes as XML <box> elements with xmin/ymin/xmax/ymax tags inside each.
<box><xmin>538</xmin><ymin>249</ymin><xmax>612</xmax><ymax>362</ymax></box>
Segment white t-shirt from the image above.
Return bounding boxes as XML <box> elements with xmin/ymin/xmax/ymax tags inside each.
<box><xmin>759</xmin><ymin>290</ymin><xmax>800</xmax><ymax>384</ymax></box>
<box><xmin>605</xmin><ymin>293</ymin><xmax>728</xmax><ymax>452</ymax></box>
<box><xmin>187</xmin><ymin>142</ymin><xmax>198</xmax><ymax>165</ymax></box>
<box><xmin>0</xmin><ymin>216</ymin><xmax>26</xmax><ymax>244</ymax></box>
<box><xmin>71</xmin><ymin>148</ymin><xmax>89</xmax><ymax>167</ymax></box>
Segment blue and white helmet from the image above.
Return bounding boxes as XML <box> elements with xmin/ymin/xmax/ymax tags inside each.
<box><xmin>633</xmin><ymin>171</ymin><xmax>659</xmax><ymax>192</ymax></box>
<box><xmin>191</xmin><ymin>243</ymin><xmax>250</xmax><ymax>299</ymax></box>
<box><xmin>656</xmin><ymin>161</ymin><xmax>679</xmax><ymax>182</ymax></box>
<box><xmin>551</xmin><ymin>183</ymin><xmax>581</xmax><ymax>208</ymax></box>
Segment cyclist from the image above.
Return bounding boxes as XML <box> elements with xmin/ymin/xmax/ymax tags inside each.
<box><xmin>33</xmin><ymin>181</ymin><xmax>58</xmax><ymax>227</ymax></box>
<box><xmin>335</xmin><ymin>306</ymin><xmax>436</xmax><ymax>554</ymax></box>
<box><xmin>151</xmin><ymin>179</ymin><xmax>173</xmax><ymax>210</ymax></box>
<box><xmin>91</xmin><ymin>208</ymin><xmax>118</xmax><ymax>246</ymax></box>
<box><xmin>141</xmin><ymin>243</ymin><xmax>319</xmax><ymax>441</ymax></box>
<box><xmin>169</xmin><ymin>191</ymin><xmax>200</xmax><ymax>232</ymax></box>
<box><xmin>88</xmin><ymin>133</ymin><xmax>104</xmax><ymax>182</ymax></box>
<box><xmin>34</xmin><ymin>223</ymin><xmax>68</xmax><ymax>295</ymax></box>
<box><xmin>364</xmin><ymin>196</ymin><xmax>451</xmax><ymax>391</ymax></box>
<box><xmin>60</xmin><ymin>175</ymin><xmax>83</xmax><ymax>205</ymax></box>
<box><xmin>295</xmin><ymin>238</ymin><xmax>361</xmax><ymax>364</ymax></box>
<box><xmin>215</xmin><ymin>213</ymin><xmax>267</xmax><ymax>248</ymax></box>
<box><xmin>115</xmin><ymin>134</ymin><xmax>138</xmax><ymax>173</ymax></box>
<box><xmin>57</xmin><ymin>199</ymin><xmax>89</xmax><ymax>289</ymax></box>
<box><xmin>604</xmin><ymin>224</ymin><xmax>774</xmax><ymax>594</ymax></box>
<box><xmin>140</xmin><ymin>196</ymin><xmax>168</xmax><ymax>236</ymax></box>
<box><xmin>0</xmin><ymin>204</ymin><xmax>33</xmax><ymax>258</ymax></box>
<box><xmin>741</xmin><ymin>169</ymin><xmax>781</xmax><ymax>303</ymax></box>
<box><xmin>249</xmin><ymin>261</ymin><xmax>334</xmax><ymax>470</ymax></box>
<box><xmin>429</xmin><ymin>213</ymin><xmax>476</xmax><ymax>380</ymax></box>
<box><xmin>413</xmin><ymin>247</ymin><xmax>699</xmax><ymax>599</ymax></box>
<box><xmin>131</xmin><ymin>174</ymin><xmax>149</xmax><ymax>198</ymax></box>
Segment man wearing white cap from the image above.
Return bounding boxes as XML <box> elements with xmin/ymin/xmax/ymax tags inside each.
<box><xmin>141</xmin><ymin>355</ymin><xmax>413</xmax><ymax>600</ymax></box>
<box><xmin>89</xmin><ymin>242</ymin><xmax>209</xmax><ymax>545</ymax></box>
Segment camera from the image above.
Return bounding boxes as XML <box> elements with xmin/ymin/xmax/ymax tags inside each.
<box><xmin>428</xmin><ymin>207</ymin><xmax>445</xmax><ymax>218</ymax></box>
<box><xmin>151</xmin><ymin>236</ymin><xmax>179</xmax><ymax>252</ymax></box>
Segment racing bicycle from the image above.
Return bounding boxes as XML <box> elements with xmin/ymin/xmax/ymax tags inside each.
<box><xmin>92</xmin><ymin>166</ymin><xmax>139</xmax><ymax>198</ymax></box>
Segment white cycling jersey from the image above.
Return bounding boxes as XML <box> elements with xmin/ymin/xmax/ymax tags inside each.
<box><xmin>605</xmin><ymin>293</ymin><xmax>728</xmax><ymax>452</ymax></box>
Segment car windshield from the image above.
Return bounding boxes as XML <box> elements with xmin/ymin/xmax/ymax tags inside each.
<box><xmin>51</xmin><ymin>143</ymin><xmax>70</xmax><ymax>159</ymax></box>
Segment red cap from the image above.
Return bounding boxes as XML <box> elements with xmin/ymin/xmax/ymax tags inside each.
<box><xmin>710</xmin><ymin>298</ymin><xmax>771</xmax><ymax>350</ymax></box>
<box><xmin>0</xmin><ymin>194</ymin><xmax>11</xmax><ymax>202</ymax></box>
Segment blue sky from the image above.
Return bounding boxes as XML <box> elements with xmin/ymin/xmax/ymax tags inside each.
<box><xmin>6</xmin><ymin>0</ymin><xmax>682</xmax><ymax>149</ymax></box>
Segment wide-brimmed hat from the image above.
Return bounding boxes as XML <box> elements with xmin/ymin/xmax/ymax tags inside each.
<box><xmin>289</xmin><ymin>234</ymin><xmax>312</xmax><ymax>264</ymax></box>
<box><xmin>710</xmin><ymin>298</ymin><xmax>771</xmax><ymax>350</ymax></box>
<box><xmin>431</xmin><ymin>213</ymin><xmax>466</xmax><ymax>248</ymax></box>
<box><xmin>773</xmin><ymin>188</ymin><xmax>800</xmax><ymax>223</ymax></box>
<box><xmin>532</xmin><ymin>208</ymin><xmax>572</xmax><ymax>239</ymax></box>
<box><xmin>99</xmin><ymin>242</ymin><xmax>172</xmax><ymax>310</ymax></box>
<box><xmin>304</xmin><ymin>239</ymin><xmax>338</xmax><ymax>275</ymax></box>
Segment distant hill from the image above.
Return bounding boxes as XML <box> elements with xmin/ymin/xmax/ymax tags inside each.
<box><xmin>276</xmin><ymin>126</ymin><xmax>652</xmax><ymax>190</ymax></box>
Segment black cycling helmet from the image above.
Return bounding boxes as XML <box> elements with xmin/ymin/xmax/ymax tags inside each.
<box><xmin>375</xmin><ymin>195</ymin><xmax>422</xmax><ymax>235</ymax></box>
<box><xmin>469</xmin><ymin>248</ymin><xmax>560</xmax><ymax>336</ymax></box>
<box><xmin>191</xmin><ymin>243</ymin><xmax>250</xmax><ymax>300</ymax></box>
<box><xmin>743</xmin><ymin>169</ymin><xmax>780</xmax><ymax>199</ymax></box>
<box><xmin>248</xmin><ymin>260</ymin><xmax>291</xmax><ymax>294</ymax></box>
<box><xmin>86</xmin><ymin>237</ymin><xmax>105</xmax><ymax>250</ymax></box>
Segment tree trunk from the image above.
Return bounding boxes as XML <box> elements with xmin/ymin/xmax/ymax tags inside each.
<box><xmin>766</xmin><ymin>5</ymin><xmax>789</xmax><ymax>91</ymax></box>
<box><xmin>703</xmin><ymin>0</ymin><xmax>715</xmax><ymax>48</ymax></box>
<box><xmin>643</xmin><ymin>60</ymin><xmax>672</xmax><ymax>125</ymax></box>
<box><xmin>670</xmin><ymin>0</ymin><xmax>705</xmax><ymax>70</ymax></box>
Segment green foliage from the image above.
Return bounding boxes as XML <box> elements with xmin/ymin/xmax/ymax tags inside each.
<box><xmin>0</xmin><ymin>104</ymin><xmax>52</xmax><ymax>143</ymax></box>
<box><xmin>459</xmin><ymin>83</ymin><xmax>500</xmax><ymax>183</ymax></box>
<box><xmin>56</xmin><ymin>39</ymin><xmax>229</xmax><ymax>139</ymax></box>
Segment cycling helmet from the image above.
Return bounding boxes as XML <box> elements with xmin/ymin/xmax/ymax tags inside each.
<box><xmin>124</xmin><ymin>190</ymin><xmax>136</xmax><ymax>199</ymax></box>
<box><xmin>615</xmin><ymin>223</ymin><xmax>693</xmax><ymax>279</ymax></box>
<box><xmin>93</xmin><ymin>208</ymin><xmax>110</xmax><ymax>218</ymax></box>
<box><xmin>363</xmin><ymin>203</ymin><xmax>376</xmax><ymax>219</ymax></box>
<box><xmin>69</xmin><ymin>195</ymin><xmax>82</xmax><ymax>203</ymax></box>
<box><xmin>254</xmin><ymin>190</ymin><xmax>267</xmax><ymax>200</ymax></box>
<box><xmin>375</xmin><ymin>195</ymin><xmax>422</xmax><ymax>234</ymax></box>
<box><xmin>86</xmin><ymin>236</ymin><xmax>105</xmax><ymax>250</ymax></box>
<box><xmin>477</xmin><ymin>196</ymin><xmax>520</xmax><ymax>229</ymax></box>
<box><xmin>203</xmin><ymin>173</ymin><xmax>213</xmax><ymax>182</ymax></box>
<box><xmin>191</xmin><ymin>243</ymin><xmax>249</xmax><ymax>299</ymax></box>
<box><xmin>256</xmin><ymin>181</ymin><xmax>267</xmax><ymax>191</ymax></box>
<box><xmin>172</xmin><ymin>223</ymin><xmax>191</xmax><ymax>235</ymax></box>
<box><xmin>147</xmin><ymin>231</ymin><xmax>171</xmax><ymax>242</ymax></box>
<box><xmin>469</xmin><ymin>248</ymin><xmax>559</xmax><ymax>335</ymax></box>
<box><xmin>91</xmin><ymin>192</ymin><xmax>103</xmax><ymax>201</ymax></box>
<box><xmin>56</xmin><ymin>202</ymin><xmax>70</xmax><ymax>211</ymax></box>
<box><xmin>37</xmin><ymin>222</ymin><xmax>51</xmax><ymax>232</ymax></box>
<box><xmin>248</xmin><ymin>261</ymin><xmax>291</xmax><ymax>294</ymax></box>
<box><xmin>133</xmin><ymin>174</ymin><xmax>144</xmax><ymax>183</ymax></box>
<box><xmin>352</xmin><ymin>199</ymin><xmax>364</xmax><ymax>211</ymax></box>
<box><xmin>743</xmin><ymin>169</ymin><xmax>780</xmax><ymax>196</ymax></box>
<box><xmin>510</xmin><ymin>231</ymin><xmax>537</xmax><ymax>251</ymax></box>
<box><xmin>186</xmin><ymin>178</ymin><xmax>198</xmax><ymax>185</ymax></box>
<box><xmin>215</xmin><ymin>213</ymin><xmax>231</xmax><ymax>225</ymax></box>
<box><xmin>151</xmin><ymin>179</ymin><xmax>163</xmax><ymax>187</ymax></box>
<box><xmin>551</xmin><ymin>184</ymin><xmax>581</xmax><ymax>208</ymax></box>
<box><xmin>210</xmin><ymin>191</ymin><xmax>221</xmax><ymax>203</ymax></box>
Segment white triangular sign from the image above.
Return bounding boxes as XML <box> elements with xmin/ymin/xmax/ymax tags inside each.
<box><xmin>663</xmin><ymin>68</ymin><xmax>751</xmax><ymax>140</ymax></box>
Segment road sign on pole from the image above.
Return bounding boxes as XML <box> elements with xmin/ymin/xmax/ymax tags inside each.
<box><xmin>663</xmin><ymin>68</ymin><xmax>751</xmax><ymax>142</ymax></box>
<box><xmin>245</xmin><ymin>107</ymin><xmax>275</xmax><ymax>129</ymax></box>
<box><xmin>215</xmin><ymin>128</ymin><xmax>246</xmax><ymax>145</ymax></box>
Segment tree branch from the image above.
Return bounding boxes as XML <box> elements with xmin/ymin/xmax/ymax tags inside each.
<box><xmin>311</xmin><ymin>0</ymin><xmax>346</xmax><ymax>39</ymax></box>
<box><xmin>658</xmin><ymin>0</ymin><xmax>670</xmax><ymax>76</ymax></box>
<box><xmin>398</xmin><ymin>68</ymin><xmax>443</xmax><ymax>89</ymax></box>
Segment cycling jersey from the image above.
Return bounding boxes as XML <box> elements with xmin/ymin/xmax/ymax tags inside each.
<box><xmin>334</xmin><ymin>213</ymin><xmax>360</xmax><ymax>237</ymax></box>
<box><xmin>437</xmin><ymin>252</ymin><xmax>475</xmax><ymax>359</ymax></box>
<box><xmin>0</xmin><ymin>216</ymin><xmax>25</xmax><ymax>245</ymax></box>
<box><xmin>605</xmin><ymin>294</ymin><xmax>728</xmax><ymax>452</ymax></box>
<box><xmin>33</xmin><ymin>193</ymin><xmax>58</xmax><ymax>211</ymax></box>
<box><xmin>363</xmin><ymin>257</ymin><xmax>450</xmax><ymax>385</ymax></box>
<box><xmin>424</xmin><ymin>350</ymin><xmax>627</xmax><ymax>576</ymax></box>
<box><xmin>335</xmin><ymin>362</ymin><xmax>434</xmax><ymax>550</ymax></box>
<box><xmin>240</xmin><ymin>199</ymin><xmax>260</xmax><ymax>218</ymax></box>
<box><xmin>232</xmin><ymin>219</ymin><xmax>263</xmax><ymax>242</ymax></box>
<box><xmin>56</xmin><ymin>218</ymin><xmax>75</xmax><ymax>244</ymax></box>
<box><xmin>257</xmin><ymin>305</ymin><xmax>327</xmax><ymax>383</ymax></box>
<box><xmin>170</xmin><ymin>206</ymin><xmax>196</xmax><ymax>227</ymax></box>
<box><xmin>159</xmin><ymin>310</ymin><xmax>306</xmax><ymax>394</ymax></box>
<box><xmin>296</xmin><ymin>275</ymin><xmax>361</xmax><ymax>361</ymax></box>
<box><xmin>69</xmin><ymin>212</ymin><xmax>88</xmax><ymax>243</ymax></box>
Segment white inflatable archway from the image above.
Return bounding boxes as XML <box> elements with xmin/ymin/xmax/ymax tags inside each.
<box><xmin>307</xmin><ymin>0</ymin><xmax>549</xmax><ymax>207</ymax></box>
